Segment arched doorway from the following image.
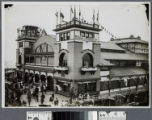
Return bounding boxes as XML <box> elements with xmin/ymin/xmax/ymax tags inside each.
<box><xmin>41</xmin><ymin>74</ymin><xmax>46</xmax><ymax>84</ymax></box>
<box><xmin>59</xmin><ymin>53</ymin><xmax>67</xmax><ymax>66</ymax></box>
<box><xmin>82</xmin><ymin>53</ymin><xmax>93</xmax><ymax>67</ymax></box>
<box><xmin>47</xmin><ymin>76</ymin><xmax>54</xmax><ymax>91</ymax></box>
<box><xmin>19</xmin><ymin>55</ymin><xmax>22</xmax><ymax>64</ymax></box>
<box><xmin>29</xmin><ymin>73</ymin><xmax>34</xmax><ymax>84</ymax></box>
<box><xmin>35</xmin><ymin>74</ymin><xmax>39</xmax><ymax>83</ymax></box>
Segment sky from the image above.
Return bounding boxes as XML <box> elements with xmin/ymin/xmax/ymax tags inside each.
<box><xmin>2</xmin><ymin>2</ymin><xmax>150</xmax><ymax>68</ymax></box>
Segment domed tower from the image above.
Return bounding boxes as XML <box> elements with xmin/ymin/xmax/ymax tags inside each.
<box><xmin>16</xmin><ymin>25</ymin><xmax>41</xmax><ymax>80</ymax></box>
<box><xmin>53</xmin><ymin>8</ymin><xmax>102</xmax><ymax>96</ymax></box>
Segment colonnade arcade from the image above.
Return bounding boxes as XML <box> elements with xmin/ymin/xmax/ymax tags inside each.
<box><xmin>23</xmin><ymin>69</ymin><xmax>54</xmax><ymax>91</ymax></box>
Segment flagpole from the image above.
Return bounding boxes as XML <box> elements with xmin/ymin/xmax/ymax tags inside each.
<box><xmin>79</xmin><ymin>5</ymin><xmax>80</xmax><ymax>21</ymax></box>
<box><xmin>60</xmin><ymin>10</ymin><xmax>61</xmax><ymax>24</ymax></box>
<box><xmin>70</xmin><ymin>6</ymin><xmax>72</xmax><ymax>21</ymax></box>
<box><xmin>74</xmin><ymin>5</ymin><xmax>76</xmax><ymax>20</ymax></box>
<box><xmin>92</xmin><ymin>9</ymin><xmax>96</xmax><ymax>24</ymax></box>
<box><xmin>96</xmin><ymin>10</ymin><xmax>99</xmax><ymax>25</ymax></box>
<box><xmin>57</xmin><ymin>12</ymin><xmax>58</xmax><ymax>25</ymax></box>
<box><xmin>56</xmin><ymin>12</ymin><xmax>58</xmax><ymax>25</ymax></box>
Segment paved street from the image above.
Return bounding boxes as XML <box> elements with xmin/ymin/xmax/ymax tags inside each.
<box><xmin>19</xmin><ymin>91</ymin><xmax>71</xmax><ymax>107</ymax></box>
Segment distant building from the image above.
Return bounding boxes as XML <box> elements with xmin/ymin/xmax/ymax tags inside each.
<box><xmin>15</xmin><ymin>9</ymin><xmax>149</xmax><ymax>105</ymax></box>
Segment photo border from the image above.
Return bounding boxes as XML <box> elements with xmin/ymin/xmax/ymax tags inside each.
<box><xmin>1</xmin><ymin>1</ymin><xmax>151</xmax><ymax>109</ymax></box>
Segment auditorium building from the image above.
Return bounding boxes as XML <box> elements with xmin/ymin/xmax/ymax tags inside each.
<box><xmin>15</xmin><ymin>9</ymin><xmax>149</xmax><ymax>105</ymax></box>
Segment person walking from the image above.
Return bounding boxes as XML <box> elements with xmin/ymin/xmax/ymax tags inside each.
<box><xmin>35</xmin><ymin>87</ymin><xmax>39</xmax><ymax>102</ymax></box>
<box><xmin>41</xmin><ymin>93</ymin><xmax>45</xmax><ymax>105</ymax></box>
<box><xmin>27</xmin><ymin>89</ymin><xmax>32</xmax><ymax>106</ymax></box>
<box><xmin>41</xmin><ymin>85</ymin><xmax>44</xmax><ymax>95</ymax></box>
<box><xmin>54</xmin><ymin>98</ymin><xmax>59</xmax><ymax>106</ymax></box>
<box><xmin>43</xmin><ymin>85</ymin><xmax>46</xmax><ymax>94</ymax></box>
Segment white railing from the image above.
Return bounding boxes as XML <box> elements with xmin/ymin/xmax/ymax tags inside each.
<box><xmin>54</xmin><ymin>66</ymin><xmax>69</xmax><ymax>71</ymax></box>
<box><xmin>81</xmin><ymin>67</ymin><xmax>97</xmax><ymax>72</ymax></box>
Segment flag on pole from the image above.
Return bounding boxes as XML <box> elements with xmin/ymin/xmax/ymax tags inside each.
<box><xmin>55</xmin><ymin>12</ymin><xmax>58</xmax><ymax>17</ymax></box>
<box><xmin>74</xmin><ymin>5</ymin><xmax>76</xmax><ymax>19</ymax></box>
<box><xmin>92</xmin><ymin>9</ymin><xmax>95</xmax><ymax>23</ymax></box>
<box><xmin>79</xmin><ymin>5</ymin><xmax>81</xmax><ymax>20</ymax></box>
<box><xmin>97</xmin><ymin>10</ymin><xmax>99</xmax><ymax>21</ymax></box>
<box><xmin>70</xmin><ymin>6</ymin><xmax>74</xmax><ymax>21</ymax></box>
<box><xmin>60</xmin><ymin>12</ymin><xmax>64</xmax><ymax>19</ymax></box>
<box><xmin>59</xmin><ymin>11</ymin><xmax>64</xmax><ymax>24</ymax></box>
<box><xmin>55</xmin><ymin>12</ymin><xmax>59</xmax><ymax>25</ymax></box>
<box><xmin>71</xmin><ymin>7</ymin><xmax>74</xmax><ymax>13</ymax></box>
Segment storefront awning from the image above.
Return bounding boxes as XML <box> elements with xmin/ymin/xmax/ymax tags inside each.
<box><xmin>110</xmin><ymin>67</ymin><xmax>147</xmax><ymax>77</ymax></box>
<box><xmin>57</xmin><ymin>80</ymin><xmax>71</xmax><ymax>84</ymax></box>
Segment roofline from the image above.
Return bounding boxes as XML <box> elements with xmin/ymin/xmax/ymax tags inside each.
<box><xmin>111</xmin><ymin>37</ymin><xmax>148</xmax><ymax>43</ymax></box>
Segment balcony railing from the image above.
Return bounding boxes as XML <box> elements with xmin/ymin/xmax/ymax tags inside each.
<box><xmin>55</xmin><ymin>19</ymin><xmax>100</xmax><ymax>31</ymax></box>
<box><xmin>80</xmin><ymin>67</ymin><xmax>97</xmax><ymax>75</ymax></box>
<box><xmin>81</xmin><ymin>67</ymin><xmax>97</xmax><ymax>71</ymax></box>
<box><xmin>18</xmin><ymin>35</ymin><xmax>39</xmax><ymax>40</ymax></box>
<box><xmin>16</xmin><ymin>63</ymin><xmax>22</xmax><ymax>67</ymax></box>
<box><xmin>54</xmin><ymin>66</ymin><xmax>69</xmax><ymax>71</ymax></box>
<box><xmin>54</xmin><ymin>66</ymin><xmax>69</xmax><ymax>75</ymax></box>
<box><xmin>74</xmin><ymin>36</ymin><xmax>97</xmax><ymax>41</ymax></box>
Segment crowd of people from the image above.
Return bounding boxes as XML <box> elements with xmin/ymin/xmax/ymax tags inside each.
<box><xmin>5</xmin><ymin>78</ymin><xmax>94</xmax><ymax>107</ymax></box>
<box><xmin>5</xmin><ymin>80</ymin><xmax>60</xmax><ymax>107</ymax></box>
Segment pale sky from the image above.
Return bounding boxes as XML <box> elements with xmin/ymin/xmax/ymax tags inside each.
<box><xmin>2</xmin><ymin>2</ymin><xmax>150</xmax><ymax>68</ymax></box>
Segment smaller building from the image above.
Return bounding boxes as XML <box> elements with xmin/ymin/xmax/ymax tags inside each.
<box><xmin>98</xmin><ymin>36</ymin><xmax>149</xmax><ymax>105</ymax></box>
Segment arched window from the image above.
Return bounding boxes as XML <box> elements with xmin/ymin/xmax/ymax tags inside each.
<box><xmin>59</xmin><ymin>53</ymin><xmax>67</xmax><ymax>66</ymax></box>
<box><xmin>35</xmin><ymin>43</ymin><xmax>53</xmax><ymax>53</ymax></box>
<box><xmin>19</xmin><ymin>55</ymin><xmax>22</xmax><ymax>64</ymax></box>
<box><xmin>82</xmin><ymin>53</ymin><xmax>93</xmax><ymax>67</ymax></box>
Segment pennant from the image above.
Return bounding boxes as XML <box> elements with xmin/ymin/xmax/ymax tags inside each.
<box><xmin>60</xmin><ymin>12</ymin><xmax>64</xmax><ymax>19</ymax></box>
<box><xmin>97</xmin><ymin>10</ymin><xmax>99</xmax><ymax>21</ymax></box>
<box><xmin>71</xmin><ymin>7</ymin><xmax>74</xmax><ymax>13</ymax></box>
<box><xmin>55</xmin><ymin>12</ymin><xmax>58</xmax><ymax>17</ymax></box>
<box><xmin>92</xmin><ymin>9</ymin><xmax>95</xmax><ymax>22</ymax></box>
<box><xmin>79</xmin><ymin>6</ymin><xmax>81</xmax><ymax>17</ymax></box>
